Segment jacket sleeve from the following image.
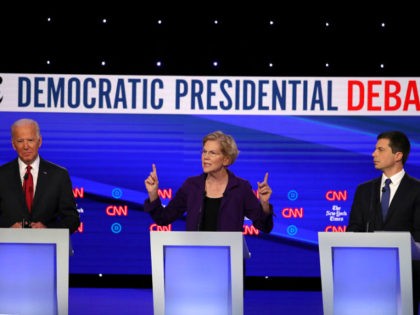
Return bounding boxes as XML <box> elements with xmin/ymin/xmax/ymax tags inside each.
<box><xmin>144</xmin><ymin>182</ymin><xmax>189</xmax><ymax>226</ymax></box>
<box><xmin>243</xmin><ymin>181</ymin><xmax>274</xmax><ymax>233</ymax></box>
<box><xmin>43</xmin><ymin>168</ymin><xmax>81</xmax><ymax>234</ymax></box>
<box><xmin>346</xmin><ymin>185</ymin><xmax>369</xmax><ymax>232</ymax></box>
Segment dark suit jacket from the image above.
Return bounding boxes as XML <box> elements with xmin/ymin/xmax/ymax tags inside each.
<box><xmin>347</xmin><ymin>173</ymin><xmax>420</xmax><ymax>241</ymax></box>
<box><xmin>0</xmin><ymin>157</ymin><xmax>80</xmax><ymax>233</ymax></box>
<box><xmin>144</xmin><ymin>169</ymin><xmax>273</xmax><ymax>233</ymax></box>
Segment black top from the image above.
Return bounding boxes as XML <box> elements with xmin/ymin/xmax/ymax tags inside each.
<box><xmin>200</xmin><ymin>196</ymin><xmax>222</xmax><ymax>231</ymax></box>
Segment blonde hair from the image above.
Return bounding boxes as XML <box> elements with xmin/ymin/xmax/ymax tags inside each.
<box><xmin>203</xmin><ymin>130</ymin><xmax>239</xmax><ymax>165</ymax></box>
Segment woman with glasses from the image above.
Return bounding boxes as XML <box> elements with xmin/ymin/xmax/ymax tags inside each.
<box><xmin>144</xmin><ymin>130</ymin><xmax>273</xmax><ymax>233</ymax></box>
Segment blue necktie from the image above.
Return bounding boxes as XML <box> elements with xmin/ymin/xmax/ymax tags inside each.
<box><xmin>381</xmin><ymin>178</ymin><xmax>392</xmax><ymax>219</ymax></box>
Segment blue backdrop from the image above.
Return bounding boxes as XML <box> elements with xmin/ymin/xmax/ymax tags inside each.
<box><xmin>1</xmin><ymin>113</ymin><xmax>419</xmax><ymax>277</ymax></box>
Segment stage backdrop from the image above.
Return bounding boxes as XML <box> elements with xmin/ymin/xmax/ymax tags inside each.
<box><xmin>1</xmin><ymin>73</ymin><xmax>419</xmax><ymax>277</ymax></box>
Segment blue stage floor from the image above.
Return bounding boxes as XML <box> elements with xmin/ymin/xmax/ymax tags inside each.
<box><xmin>68</xmin><ymin>288</ymin><xmax>324</xmax><ymax>315</ymax></box>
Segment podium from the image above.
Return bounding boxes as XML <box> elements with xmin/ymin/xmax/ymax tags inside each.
<box><xmin>318</xmin><ymin>231</ymin><xmax>419</xmax><ymax>315</ymax></box>
<box><xmin>0</xmin><ymin>228</ymin><xmax>70</xmax><ymax>315</ymax></box>
<box><xmin>150</xmin><ymin>231</ymin><xmax>248</xmax><ymax>315</ymax></box>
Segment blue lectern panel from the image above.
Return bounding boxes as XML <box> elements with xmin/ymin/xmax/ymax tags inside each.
<box><xmin>0</xmin><ymin>243</ymin><xmax>57</xmax><ymax>315</ymax></box>
<box><xmin>164</xmin><ymin>246</ymin><xmax>231</xmax><ymax>315</ymax></box>
<box><xmin>332</xmin><ymin>247</ymin><xmax>399</xmax><ymax>315</ymax></box>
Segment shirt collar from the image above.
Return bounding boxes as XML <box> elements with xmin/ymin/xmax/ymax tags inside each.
<box><xmin>382</xmin><ymin>169</ymin><xmax>405</xmax><ymax>186</ymax></box>
<box><xmin>18</xmin><ymin>155</ymin><xmax>40</xmax><ymax>174</ymax></box>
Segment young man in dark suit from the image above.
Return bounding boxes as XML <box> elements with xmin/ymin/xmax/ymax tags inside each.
<box><xmin>0</xmin><ymin>118</ymin><xmax>80</xmax><ymax>233</ymax></box>
<box><xmin>347</xmin><ymin>130</ymin><xmax>420</xmax><ymax>315</ymax></box>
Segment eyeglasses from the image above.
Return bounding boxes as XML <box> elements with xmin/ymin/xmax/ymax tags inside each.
<box><xmin>201</xmin><ymin>150</ymin><xmax>222</xmax><ymax>158</ymax></box>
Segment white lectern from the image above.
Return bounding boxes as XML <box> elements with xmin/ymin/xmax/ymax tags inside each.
<box><xmin>318</xmin><ymin>231</ymin><xmax>419</xmax><ymax>315</ymax></box>
<box><xmin>150</xmin><ymin>231</ymin><xmax>247</xmax><ymax>315</ymax></box>
<box><xmin>0</xmin><ymin>228</ymin><xmax>69</xmax><ymax>315</ymax></box>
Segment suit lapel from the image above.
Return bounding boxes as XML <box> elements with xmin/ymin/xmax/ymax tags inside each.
<box><xmin>386</xmin><ymin>174</ymin><xmax>408</xmax><ymax>220</ymax></box>
<box><xmin>13</xmin><ymin>160</ymin><xmax>28</xmax><ymax>210</ymax></box>
<box><xmin>372</xmin><ymin>177</ymin><xmax>382</xmax><ymax>215</ymax></box>
<box><xmin>33</xmin><ymin>159</ymin><xmax>48</xmax><ymax>208</ymax></box>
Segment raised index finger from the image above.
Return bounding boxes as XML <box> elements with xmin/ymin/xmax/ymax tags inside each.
<box><xmin>152</xmin><ymin>163</ymin><xmax>158</xmax><ymax>177</ymax></box>
<box><xmin>262</xmin><ymin>172</ymin><xmax>269</xmax><ymax>184</ymax></box>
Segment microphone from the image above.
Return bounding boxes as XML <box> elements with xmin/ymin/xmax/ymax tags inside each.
<box><xmin>382</xmin><ymin>186</ymin><xmax>386</xmax><ymax>193</ymax></box>
<box><xmin>23</xmin><ymin>173</ymin><xmax>28</xmax><ymax>180</ymax></box>
<box><xmin>22</xmin><ymin>218</ymin><xmax>31</xmax><ymax>228</ymax></box>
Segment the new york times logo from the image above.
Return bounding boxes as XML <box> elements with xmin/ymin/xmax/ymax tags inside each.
<box><xmin>0</xmin><ymin>76</ymin><xmax>3</xmax><ymax>103</ymax></box>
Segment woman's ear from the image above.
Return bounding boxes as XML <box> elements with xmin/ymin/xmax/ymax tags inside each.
<box><xmin>223</xmin><ymin>156</ymin><xmax>231</xmax><ymax>166</ymax></box>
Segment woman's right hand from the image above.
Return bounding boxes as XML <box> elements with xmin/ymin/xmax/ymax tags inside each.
<box><xmin>144</xmin><ymin>163</ymin><xmax>159</xmax><ymax>202</ymax></box>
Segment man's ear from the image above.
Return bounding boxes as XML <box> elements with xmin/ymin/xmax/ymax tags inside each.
<box><xmin>395</xmin><ymin>151</ymin><xmax>403</xmax><ymax>163</ymax></box>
